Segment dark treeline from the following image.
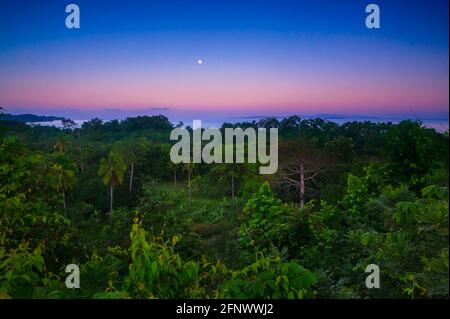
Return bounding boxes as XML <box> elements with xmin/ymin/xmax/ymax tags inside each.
<box><xmin>0</xmin><ymin>113</ymin><xmax>448</xmax><ymax>299</ymax></box>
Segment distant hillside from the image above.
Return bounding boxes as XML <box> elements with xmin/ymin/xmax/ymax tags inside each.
<box><xmin>0</xmin><ymin>113</ymin><xmax>65</xmax><ymax>123</ymax></box>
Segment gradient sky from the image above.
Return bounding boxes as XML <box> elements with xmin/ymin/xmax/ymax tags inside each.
<box><xmin>0</xmin><ymin>0</ymin><xmax>448</xmax><ymax>119</ymax></box>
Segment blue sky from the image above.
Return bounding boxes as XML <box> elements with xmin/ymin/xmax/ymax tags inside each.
<box><xmin>0</xmin><ymin>0</ymin><xmax>448</xmax><ymax>120</ymax></box>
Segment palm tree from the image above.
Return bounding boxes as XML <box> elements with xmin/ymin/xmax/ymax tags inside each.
<box><xmin>212</xmin><ymin>163</ymin><xmax>244</xmax><ymax>200</ymax></box>
<box><xmin>229</xmin><ymin>164</ymin><xmax>241</xmax><ymax>200</ymax></box>
<box><xmin>213</xmin><ymin>144</ymin><xmax>248</xmax><ymax>200</ymax></box>
<box><xmin>169</xmin><ymin>161</ymin><xmax>178</xmax><ymax>187</ymax></box>
<box><xmin>50</xmin><ymin>155</ymin><xmax>77</xmax><ymax>212</ymax></box>
<box><xmin>98</xmin><ymin>150</ymin><xmax>127</xmax><ymax>223</ymax></box>
<box><xmin>114</xmin><ymin>137</ymin><xmax>149</xmax><ymax>193</ymax></box>
<box><xmin>72</xmin><ymin>140</ymin><xmax>88</xmax><ymax>173</ymax></box>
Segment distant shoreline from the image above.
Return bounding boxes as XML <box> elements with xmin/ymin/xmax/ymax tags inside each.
<box><xmin>12</xmin><ymin>116</ymin><xmax>448</xmax><ymax>132</ymax></box>
<box><xmin>0</xmin><ymin>113</ymin><xmax>65</xmax><ymax>123</ymax></box>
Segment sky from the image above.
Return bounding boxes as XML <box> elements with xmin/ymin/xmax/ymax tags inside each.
<box><xmin>0</xmin><ymin>0</ymin><xmax>448</xmax><ymax>121</ymax></box>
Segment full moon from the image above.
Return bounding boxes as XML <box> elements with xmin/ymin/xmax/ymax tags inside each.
<box><xmin>197</xmin><ymin>59</ymin><xmax>203</xmax><ymax>65</ymax></box>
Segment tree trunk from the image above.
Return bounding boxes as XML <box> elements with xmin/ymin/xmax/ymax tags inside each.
<box><xmin>188</xmin><ymin>170</ymin><xmax>192</xmax><ymax>204</ymax></box>
<box><xmin>299</xmin><ymin>164</ymin><xmax>305</xmax><ymax>209</ymax></box>
<box><xmin>129</xmin><ymin>162</ymin><xmax>134</xmax><ymax>192</ymax></box>
<box><xmin>110</xmin><ymin>185</ymin><xmax>114</xmax><ymax>224</ymax></box>
<box><xmin>173</xmin><ymin>166</ymin><xmax>177</xmax><ymax>187</ymax></box>
<box><xmin>231</xmin><ymin>173</ymin><xmax>235</xmax><ymax>200</ymax></box>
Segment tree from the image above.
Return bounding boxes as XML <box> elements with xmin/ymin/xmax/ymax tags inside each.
<box><xmin>70</xmin><ymin>139</ymin><xmax>88</xmax><ymax>173</ymax></box>
<box><xmin>54</xmin><ymin>134</ymin><xmax>71</xmax><ymax>153</ymax></box>
<box><xmin>385</xmin><ymin>120</ymin><xmax>440</xmax><ymax>186</ymax></box>
<box><xmin>278</xmin><ymin>139</ymin><xmax>333</xmax><ymax>208</ymax></box>
<box><xmin>61</xmin><ymin>118</ymin><xmax>77</xmax><ymax>130</ymax></box>
<box><xmin>120</xmin><ymin>115</ymin><xmax>173</xmax><ymax>132</ymax></box>
<box><xmin>98</xmin><ymin>150</ymin><xmax>127</xmax><ymax>223</ymax></box>
<box><xmin>210</xmin><ymin>163</ymin><xmax>245</xmax><ymax>200</ymax></box>
<box><xmin>238</xmin><ymin>182</ymin><xmax>295</xmax><ymax>254</ymax></box>
<box><xmin>114</xmin><ymin>137</ymin><xmax>149</xmax><ymax>193</ymax></box>
<box><xmin>169</xmin><ymin>161</ymin><xmax>178</xmax><ymax>187</ymax></box>
<box><xmin>50</xmin><ymin>155</ymin><xmax>77</xmax><ymax>212</ymax></box>
<box><xmin>81</xmin><ymin>117</ymin><xmax>103</xmax><ymax>131</ymax></box>
<box><xmin>359</xmin><ymin>184</ymin><xmax>449</xmax><ymax>298</ymax></box>
<box><xmin>325</xmin><ymin>136</ymin><xmax>356</xmax><ymax>163</ymax></box>
<box><xmin>279</xmin><ymin>115</ymin><xmax>301</xmax><ymax>138</ymax></box>
<box><xmin>257</xmin><ymin>117</ymin><xmax>280</xmax><ymax>128</ymax></box>
<box><xmin>183</xmin><ymin>162</ymin><xmax>195</xmax><ymax>204</ymax></box>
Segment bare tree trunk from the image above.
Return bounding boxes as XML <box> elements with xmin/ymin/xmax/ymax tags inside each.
<box><xmin>231</xmin><ymin>173</ymin><xmax>235</xmax><ymax>200</ymax></box>
<box><xmin>173</xmin><ymin>166</ymin><xmax>177</xmax><ymax>187</ymax></box>
<box><xmin>188</xmin><ymin>170</ymin><xmax>192</xmax><ymax>204</ymax></box>
<box><xmin>110</xmin><ymin>185</ymin><xmax>114</xmax><ymax>224</ymax></box>
<box><xmin>299</xmin><ymin>164</ymin><xmax>305</xmax><ymax>209</ymax></box>
<box><xmin>129</xmin><ymin>162</ymin><xmax>134</xmax><ymax>192</ymax></box>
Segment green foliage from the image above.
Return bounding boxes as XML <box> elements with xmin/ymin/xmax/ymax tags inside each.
<box><xmin>238</xmin><ymin>182</ymin><xmax>287</xmax><ymax>254</ymax></box>
<box><xmin>326</xmin><ymin>136</ymin><xmax>356</xmax><ymax>162</ymax></box>
<box><xmin>0</xmin><ymin>116</ymin><xmax>448</xmax><ymax>299</ymax></box>
<box><xmin>359</xmin><ymin>185</ymin><xmax>448</xmax><ymax>298</ymax></box>
<box><xmin>341</xmin><ymin>173</ymin><xmax>369</xmax><ymax>217</ymax></box>
<box><xmin>98</xmin><ymin>150</ymin><xmax>127</xmax><ymax>187</ymax></box>
<box><xmin>386</xmin><ymin>120</ymin><xmax>443</xmax><ymax>186</ymax></box>
<box><xmin>125</xmin><ymin>216</ymin><xmax>203</xmax><ymax>298</ymax></box>
<box><xmin>219</xmin><ymin>254</ymin><xmax>317</xmax><ymax>299</ymax></box>
<box><xmin>0</xmin><ymin>243</ymin><xmax>44</xmax><ymax>298</ymax></box>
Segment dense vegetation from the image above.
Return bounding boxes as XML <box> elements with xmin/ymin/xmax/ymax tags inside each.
<box><xmin>0</xmin><ymin>113</ymin><xmax>448</xmax><ymax>299</ymax></box>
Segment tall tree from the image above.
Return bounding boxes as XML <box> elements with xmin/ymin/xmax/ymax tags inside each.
<box><xmin>278</xmin><ymin>139</ymin><xmax>333</xmax><ymax>209</ymax></box>
<box><xmin>114</xmin><ymin>137</ymin><xmax>149</xmax><ymax>193</ymax></box>
<box><xmin>211</xmin><ymin>163</ymin><xmax>245</xmax><ymax>200</ymax></box>
<box><xmin>183</xmin><ymin>162</ymin><xmax>195</xmax><ymax>204</ymax></box>
<box><xmin>50</xmin><ymin>157</ymin><xmax>77</xmax><ymax>212</ymax></box>
<box><xmin>98</xmin><ymin>150</ymin><xmax>127</xmax><ymax>223</ymax></box>
<box><xmin>169</xmin><ymin>161</ymin><xmax>179</xmax><ymax>187</ymax></box>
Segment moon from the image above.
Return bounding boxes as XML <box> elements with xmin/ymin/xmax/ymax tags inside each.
<box><xmin>197</xmin><ymin>59</ymin><xmax>203</xmax><ymax>65</ymax></box>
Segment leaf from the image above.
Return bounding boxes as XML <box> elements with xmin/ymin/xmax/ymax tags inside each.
<box><xmin>151</xmin><ymin>261</ymin><xmax>158</xmax><ymax>275</ymax></box>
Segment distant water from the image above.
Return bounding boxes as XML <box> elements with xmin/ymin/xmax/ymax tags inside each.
<box><xmin>27</xmin><ymin>120</ymin><xmax>88</xmax><ymax>128</ymax></box>
<box><xmin>27</xmin><ymin>117</ymin><xmax>449</xmax><ymax>132</ymax></box>
<box><xmin>177</xmin><ymin>116</ymin><xmax>449</xmax><ymax>132</ymax></box>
